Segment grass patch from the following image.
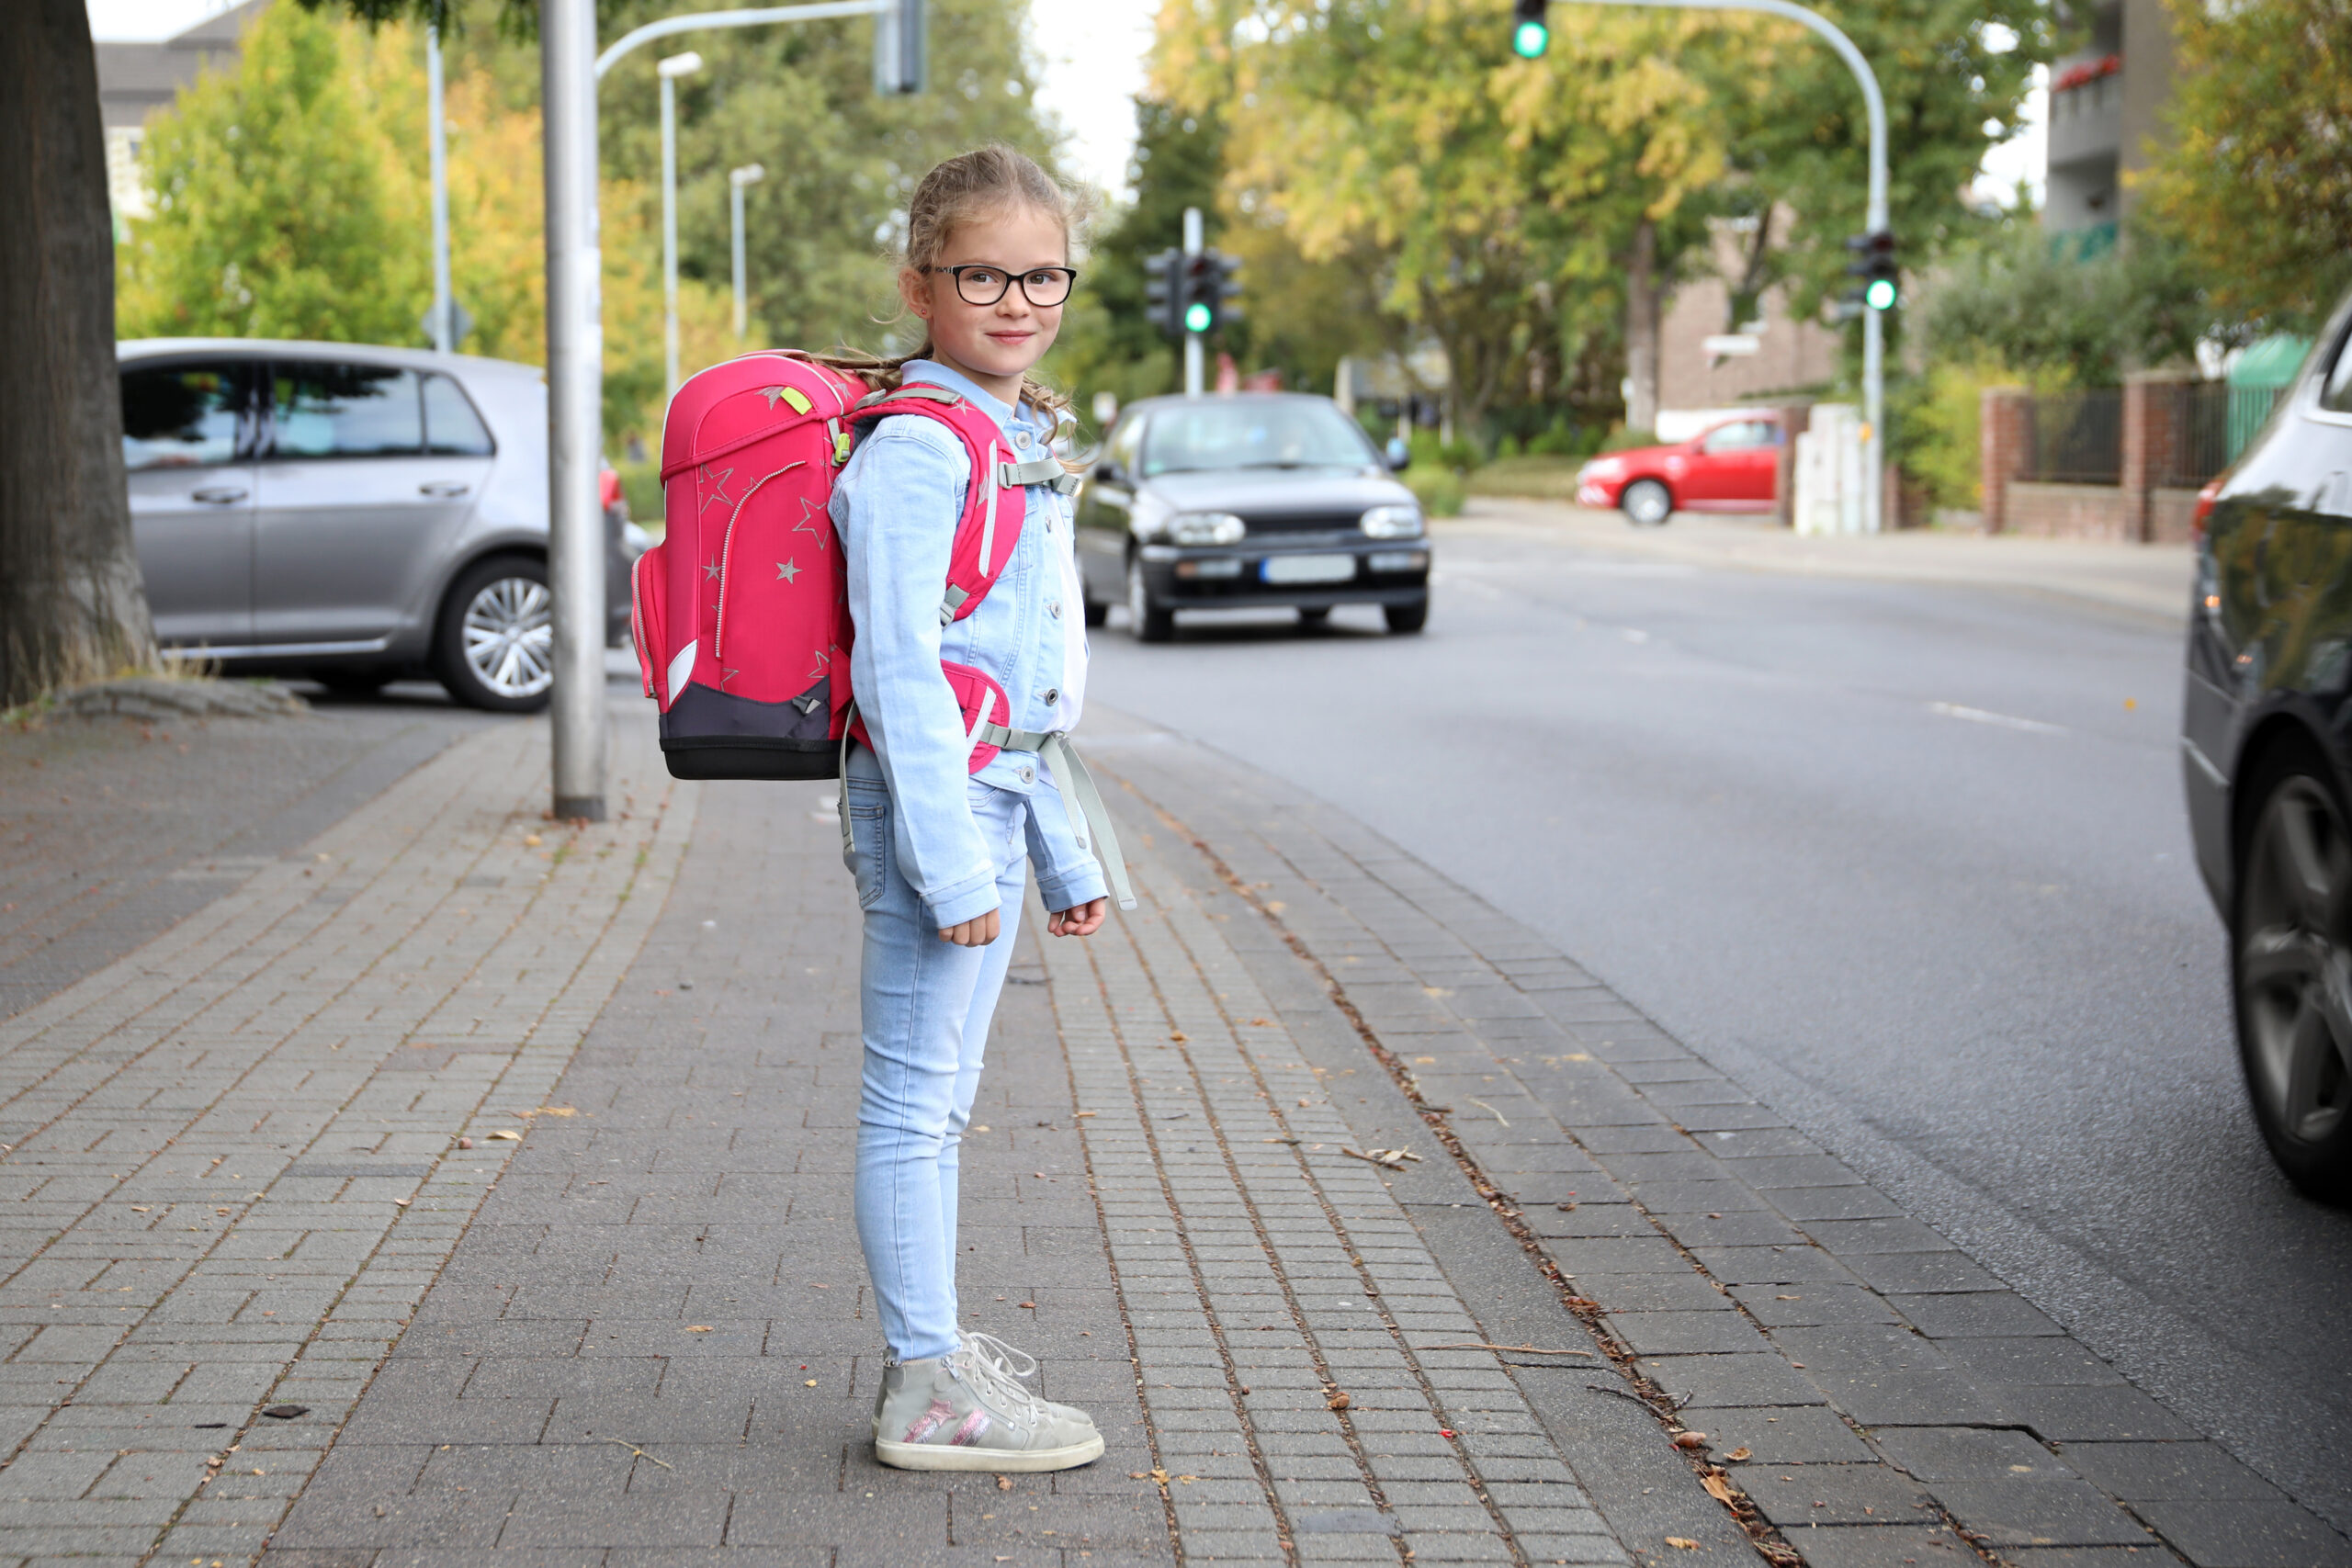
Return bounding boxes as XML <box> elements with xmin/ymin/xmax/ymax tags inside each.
<box><xmin>1466</xmin><ymin>455</ymin><xmax>1586</xmax><ymax>502</ymax></box>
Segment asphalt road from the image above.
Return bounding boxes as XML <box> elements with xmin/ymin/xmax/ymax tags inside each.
<box><xmin>1084</xmin><ymin>509</ymin><xmax>2352</xmax><ymax>1525</ymax></box>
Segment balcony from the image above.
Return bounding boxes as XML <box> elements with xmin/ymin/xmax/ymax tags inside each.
<box><xmin>2047</xmin><ymin>53</ymin><xmax>2123</xmax><ymax>168</ymax></box>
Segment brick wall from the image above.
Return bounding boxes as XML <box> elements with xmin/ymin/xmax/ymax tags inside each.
<box><xmin>1982</xmin><ymin>375</ymin><xmax>2205</xmax><ymax>541</ymax></box>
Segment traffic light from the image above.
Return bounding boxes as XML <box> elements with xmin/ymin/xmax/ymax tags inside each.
<box><xmin>1846</xmin><ymin>230</ymin><xmax>1897</xmax><ymax>311</ymax></box>
<box><xmin>1145</xmin><ymin>248</ymin><xmax>1182</xmax><ymax>340</ymax></box>
<box><xmin>873</xmin><ymin>0</ymin><xmax>925</xmax><ymax>95</ymax></box>
<box><xmin>1511</xmin><ymin>0</ymin><xmax>1549</xmax><ymax>58</ymax></box>
<box><xmin>1178</xmin><ymin>251</ymin><xmax>1243</xmax><ymax>336</ymax></box>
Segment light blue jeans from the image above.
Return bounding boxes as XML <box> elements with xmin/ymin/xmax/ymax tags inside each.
<box><xmin>843</xmin><ymin>751</ymin><xmax>1028</xmax><ymax>1363</ymax></box>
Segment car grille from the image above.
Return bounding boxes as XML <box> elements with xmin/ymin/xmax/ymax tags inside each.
<box><xmin>1241</xmin><ymin>511</ymin><xmax>1363</xmax><ymax>536</ymax></box>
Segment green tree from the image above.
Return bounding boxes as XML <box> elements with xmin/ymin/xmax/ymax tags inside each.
<box><xmin>118</xmin><ymin>5</ymin><xmax>427</xmax><ymax>343</ymax></box>
<box><xmin>1158</xmin><ymin>0</ymin><xmax>1730</xmax><ymax>440</ymax></box>
<box><xmin>2138</xmin><ymin>0</ymin><xmax>2352</xmax><ymax>333</ymax></box>
<box><xmin>1922</xmin><ymin>217</ymin><xmax>2228</xmax><ymax>382</ymax></box>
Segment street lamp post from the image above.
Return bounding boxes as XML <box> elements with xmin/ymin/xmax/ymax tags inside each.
<box><xmin>729</xmin><ymin>164</ymin><xmax>764</xmax><ymax>341</ymax></box>
<box><xmin>658</xmin><ymin>51</ymin><xmax>704</xmax><ymax>398</ymax></box>
<box><xmin>541</xmin><ymin>0</ymin><xmax>605</xmax><ymax>821</ymax></box>
<box><xmin>1181</xmin><ymin>206</ymin><xmax>1204</xmax><ymax>398</ymax></box>
<box><xmin>1548</xmin><ymin>0</ymin><xmax>1889</xmax><ymax>531</ymax></box>
<box><xmin>426</xmin><ymin>22</ymin><xmax>454</xmax><ymax>354</ymax></box>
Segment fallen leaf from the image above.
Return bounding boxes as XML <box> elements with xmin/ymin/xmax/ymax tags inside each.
<box><xmin>392</xmin><ymin>1198</ymin><xmax>409</xmax><ymax>1207</ymax></box>
<box><xmin>525</xmin><ymin>834</ymin><xmax>542</xmax><ymax>847</ymax></box>
<box><xmin>1326</xmin><ymin>1391</ymin><xmax>1351</xmax><ymax>1411</ymax></box>
<box><xmin>1179</xmin><ymin>1475</ymin><xmax>1196</xmax><ymax>1483</ymax></box>
<box><xmin>810</xmin><ymin>1282</ymin><xmax>831</xmax><ymax>1290</ymax></box>
<box><xmin>130</xmin><ymin>1206</ymin><xmax>150</xmax><ymax>1213</ymax></box>
<box><xmin>1702</xmin><ymin>1474</ymin><xmax>1738</xmax><ymax>1505</ymax></box>
<box><xmin>1726</xmin><ymin>1448</ymin><xmax>1752</xmax><ymax>1462</ymax></box>
<box><xmin>998</xmin><ymin>1475</ymin><xmax>1014</xmax><ymax>1491</ymax></box>
<box><xmin>1439</xmin><ymin>1428</ymin><xmax>1455</xmax><ymax>1438</ymax></box>
<box><xmin>1250</xmin><ymin>1017</ymin><xmax>1271</xmax><ymax>1025</ymax></box>
<box><xmin>1674</xmin><ymin>1431</ymin><xmax>1709</xmax><ymax>1450</ymax></box>
<box><xmin>684</xmin><ymin>1325</ymin><xmax>714</xmax><ymax>1333</ymax></box>
<box><xmin>971</xmin><ymin>1125</ymin><xmax>990</xmax><ymax>1134</ymax></box>
<box><xmin>214</xmin><ymin>1207</ymin><xmax>231</xmax><ymax>1215</ymax></box>
<box><xmin>1150</xmin><ymin>1469</ymin><xmax>1170</xmax><ymax>1484</ymax></box>
<box><xmin>457</xmin><ymin>1137</ymin><xmax>473</xmax><ymax>1150</ymax></box>
<box><xmin>487</xmin><ymin>1130</ymin><xmax>522</xmax><ymax>1142</ymax></box>
<box><xmin>1666</xmin><ymin>1538</ymin><xmax>1700</xmax><ymax>1551</ymax></box>
<box><xmin>536</xmin><ymin>1106</ymin><xmax>577</xmax><ymax>1117</ymax></box>
<box><xmin>804</xmin><ymin>1379</ymin><xmax>818</xmax><ymax>1386</ymax></box>
<box><xmin>1018</xmin><ymin>1301</ymin><xmax>1035</xmax><ymax>1309</ymax></box>
<box><xmin>1169</xmin><ymin>1032</ymin><xmax>1187</xmax><ymax>1042</ymax></box>
<box><xmin>1073</xmin><ymin>1110</ymin><xmax>1096</xmax><ymax>1119</ymax></box>
<box><xmin>1129</xmin><ymin>1472</ymin><xmax>1149</xmax><ymax>1481</ymax></box>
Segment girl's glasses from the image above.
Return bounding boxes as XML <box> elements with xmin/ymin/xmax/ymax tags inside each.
<box><xmin>932</xmin><ymin>265</ymin><xmax>1079</xmax><ymax>308</ymax></box>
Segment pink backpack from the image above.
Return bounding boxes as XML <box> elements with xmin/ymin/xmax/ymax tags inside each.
<box><xmin>631</xmin><ymin>351</ymin><xmax>1068</xmax><ymax>781</ymax></box>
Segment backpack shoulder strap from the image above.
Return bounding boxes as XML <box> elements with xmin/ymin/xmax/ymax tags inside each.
<box><xmin>848</xmin><ymin>389</ymin><xmax>1026</xmax><ymax>626</ymax></box>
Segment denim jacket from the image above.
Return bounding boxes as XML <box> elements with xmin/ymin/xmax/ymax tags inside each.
<box><xmin>831</xmin><ymin>359</ymin><xmax>1105</xmax><ymax>928</ymax></box>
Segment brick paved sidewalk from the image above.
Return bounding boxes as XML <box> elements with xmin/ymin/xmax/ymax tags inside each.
<box><xmin>0</xmin><ymin>699</ymin><xmax>692</xmax><ymax>1565</ymax></box>
<box><xmin>247</xmin><ymin>731</ymin><xmax>1680</xmax><ymax>1567</ymax></box>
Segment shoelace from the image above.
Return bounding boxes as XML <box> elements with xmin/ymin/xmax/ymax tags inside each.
<box><xmin>961</xmin><ymin>1330</ymin><xmax>1039</xmax><ymax>1382</ymax></box>
<box><xmin>947</xmin><ymin>1342</ymin><xmax>1048</xmax><ymax>1428</ymax></box>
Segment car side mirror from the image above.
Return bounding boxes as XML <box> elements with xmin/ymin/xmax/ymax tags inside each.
<box><xmin>1094</xmin><ymin>459</ymin><xmax>1125</xmax><ymax>484</ymax></box>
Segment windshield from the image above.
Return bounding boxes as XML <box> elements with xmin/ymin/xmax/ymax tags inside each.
<box><xmin>1139</xmin><ymin>400</ymin><xmax>1375</xmax><ymax>476</ymax></box>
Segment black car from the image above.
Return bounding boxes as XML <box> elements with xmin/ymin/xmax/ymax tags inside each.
<box><xmin>1076</xmin><ymin>392</ymin><xmax>1431</xmax><ymax>641</ymax></box>
<box><xmin>2183</xmin><ymin>287</ymin><xmax>2352</xmax><ymax>1200</ymax></box>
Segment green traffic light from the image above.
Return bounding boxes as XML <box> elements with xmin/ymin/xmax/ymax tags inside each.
<box><xmin>1512</xmin><ymin>18</ymin><xmax>1549</xmax><ymax>56</ymax></box>
<box><xmin>1184</xmin><ymin>301</ymin><xmax>1212</xmax><ymax>333</ymax></box>
<box><xmin>1864</xmin><ymin>277</ymin><xmax>1897</xmax><ymax>311</ymax></box>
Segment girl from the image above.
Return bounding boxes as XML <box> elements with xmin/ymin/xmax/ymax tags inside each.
<box><xmin>828</xmin><ymin>147</ymin><xmax>1116</xmax><ymax>1473</ymax></box>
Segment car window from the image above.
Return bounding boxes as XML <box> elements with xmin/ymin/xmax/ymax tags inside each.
<box><xmin>2322</xmin><ymin>330</ymin><xmax>2352</xmax><ymax>415</ymax></box>
<box><xmin>120</xmin><ymin>360</ymin><xmax>252</xmax><ymax>471</ymax></box>
<box><xmin>1139</xmin><ymin>400</ymin><xmax>1374</xmax><ymax>476</ymax></box>
<box><xmin>269</xmin><ymin>362</ymin><xmax>424</xmax><ymax>458</ymax></box>
<box><xmin>423</xmin><ymin>374</ymin><xmax>494</xmax><ymax>455</ymax></box>
<box><xmin>1702</xmin><ymin>420</ymin><xmax>1776</xmax><ymax>453</ymax></box>
<box><xmin>1108</xmin><ymin>415</ymin><xmax>1146</xmax><ymax>474</ymax></box>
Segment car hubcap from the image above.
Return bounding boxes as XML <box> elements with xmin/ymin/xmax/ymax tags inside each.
<box><xmin>1628</xmin><ymin>483</ymin><xmax>1667</xmax><ymax>525</ymax></box>
<box><xmin>461</xmin><ymin>576</ymin><xmax>554</xmax><ymax>699</ymax></box>
<box><xmin>2242</xmin><ymin>777</ymin><xmax>2352</xmax><ymax>1145</ymax></box>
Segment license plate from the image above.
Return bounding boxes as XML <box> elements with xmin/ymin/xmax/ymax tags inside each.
<box><xmin>1261</xmin><ymin>553</ymin><xmax>1356</xmax><ymax>585</ymax></box>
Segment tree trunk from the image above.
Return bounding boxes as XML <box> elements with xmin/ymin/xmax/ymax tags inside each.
<box><xmin>0</xmin><ymin>0</ymin><xmax>155</xmax><ymax>708</ymax></box>
<box><xmin>1623</xmin><ymin>217</ymin><xmax>1660</xmax><ymax>436</ymax></box>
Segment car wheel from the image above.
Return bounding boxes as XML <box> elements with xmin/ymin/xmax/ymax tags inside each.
<box><xmin>2233</xmin><ymin>741</ymin><xmax>2352</xmax><ymax>1201</ymax></box>
<box><xmin>1621</xmin><ymin>479</ymin><xmax>1672</xmax><ymax>527</ymax></box>
<box><xmin>435</xmin><ymin>555</ymin><xmax>555</xmax><ymax>713</ymax></box>
<box><xmin>1082</xmin><ymin>588</ymin><xmax>1108</xmax><ymax>628</ymax></box>
<box><xmin>1127</xmin><ymin>557</ymin><xmax>1174</xmax><ymax>644</ymax></box>
<box><xmin>1385</xmin><ymin>597</ymin><xmax>1429</xmax><ymax>635</ymax></box>
<box><xmin>1297</xmin><ymin>607</ymin><xmax>1331</xmax><ymax>631</ymax></box>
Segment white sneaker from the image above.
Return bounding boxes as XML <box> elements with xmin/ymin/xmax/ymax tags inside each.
<box><xmin>873</xmin><ymin>1343</ymin><xmax>1103</xmax><ymax>1472</ymax></box>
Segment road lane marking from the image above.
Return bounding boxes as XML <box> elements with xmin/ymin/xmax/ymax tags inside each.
<box><xmin>1928</xmin><ymin>701</ymin><xmax>2065</xmax><ymax>735</ymax></box>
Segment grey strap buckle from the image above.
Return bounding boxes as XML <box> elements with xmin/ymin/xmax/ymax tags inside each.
<box><xmin>997</xmin><ymin>455</ymin><xmax>1067</xmax><ymax>490</ymax></box>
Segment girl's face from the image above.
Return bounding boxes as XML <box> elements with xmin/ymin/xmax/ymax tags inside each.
<box><xmin>901</xmin><ymin>202</ymin><xmax>1069</xmax><ymax>398</ymax></box>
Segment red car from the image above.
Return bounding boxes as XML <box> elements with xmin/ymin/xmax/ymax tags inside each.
<box><xmin>1575</xmin><ymin>413</ymin><xmax>1784</xmax><ymax>525</ymax></box>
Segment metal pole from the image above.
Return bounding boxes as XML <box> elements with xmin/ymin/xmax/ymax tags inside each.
<box><xmin>1182</xmin><ymin>205</ymin><xmax>1203</xmax><ymax>398</ymax></box>
<box><xmin>1554</xmin><ymin>0</ymin><xmax>1886</xmax><ymax>529</ymax></box>
<box><xmin>596</xmin><ymin>0</ymin><xmax>891</xmax><ymax>79</ymax></box>
<box><xmin>542</xmin><ymin>0</ymin><xmax>606</xmax><ymax>822</ymax></box>
<box><xmin>729</xmin><ymin>164</ymin><xmax>763</xmax><ymax>341</ymax></box>
<box><xmin>427</xmin><ymin>23</ymin><xmax>452</xmax><ymax>353</ymax></box>
<box><xmin>661</xmin><ymin>72</ymin><xmax>679</xmax><ymax>395</ymax></box>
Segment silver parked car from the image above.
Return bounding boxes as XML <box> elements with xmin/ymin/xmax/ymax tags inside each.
<box><xmin>116</xmin><ymin>338</ymin><xmax>637</xmax><ymax>711</ymax></box>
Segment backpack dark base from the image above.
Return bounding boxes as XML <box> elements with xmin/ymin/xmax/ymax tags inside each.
<box><xmin>661</xmin><ymin>739</ymin><xmax>839</xmax><ymax>781</ymax></box>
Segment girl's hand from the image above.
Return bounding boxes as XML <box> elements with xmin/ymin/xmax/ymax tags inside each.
<box><xmin>937</xmin><ymin>910</ymin><xmax>1001</xmax><ymax>947</ymax></box>
<box><xmin>1046</xmin><ymin>897</ymin><xmax>1108</xmax><ymax>938</ymax></box>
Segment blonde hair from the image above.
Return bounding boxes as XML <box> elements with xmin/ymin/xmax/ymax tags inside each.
<box><xmin>797</xmin><ymin>145</ymin><xmax>1087</xmax><ymax>425</ymax></box>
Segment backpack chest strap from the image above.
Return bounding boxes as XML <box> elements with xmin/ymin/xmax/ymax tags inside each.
<box><xmin>999</xmin><ymin>454</ymin><xmax>1082</xmax><ymax>495</ymax></box>
<box><xmin>970</xmin><ymin>726</ymin><xmax>1136</xmax><ymax>911</ymax></box>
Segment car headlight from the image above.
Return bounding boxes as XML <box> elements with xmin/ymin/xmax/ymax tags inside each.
<box><xmin>1361</xmin><ymin>503</ymin><xmax>1424</xmax><ymax>539</ymax></box>
<box><xmin>1166</xmin><ymin>511</ymin><xmax>1246</xmax><ymax>546</ymax></box>
<box><xmin>1582</xmin><ymin>457</ymin><xmax>1623</xmax><ymax>481</ymax></box>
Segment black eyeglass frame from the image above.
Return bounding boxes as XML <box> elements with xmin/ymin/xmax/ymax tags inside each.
<box><xmin>929</xmin><ymin>264</ymin><xmax>1080</xmax><ymax>308</ymax></box>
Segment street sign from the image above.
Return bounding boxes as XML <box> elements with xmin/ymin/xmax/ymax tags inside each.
<box><xmin>420</xmin><ymin>299</ymin><xmax>474</xmax><ymax>350</ymax></box>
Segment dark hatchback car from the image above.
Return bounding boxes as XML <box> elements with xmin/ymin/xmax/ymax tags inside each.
<box><xmin>2184</xmin><ymin>288</ymin><xmax>2352</xmax><ymax>1201</ymax></box>
<box><xmin>1076</xmin><ymin>393</ymin><xmax>1430</xmax><ymax>641</ymax></box>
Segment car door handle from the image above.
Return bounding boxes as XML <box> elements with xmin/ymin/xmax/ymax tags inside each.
<box><xmin>419</xmin><ymin>480</ymin><xmax>471</xmax><ymax>497</ymax></box>
<box><xmin>190</xmin><ymin>485</ymin><xmax>247</xmax><ymax>504</ymax></box>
